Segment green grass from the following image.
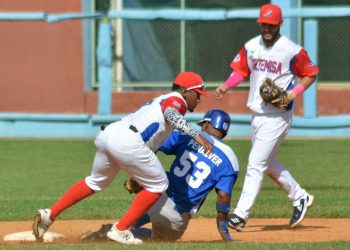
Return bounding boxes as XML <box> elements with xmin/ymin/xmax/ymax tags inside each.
<box><xmin>1</xmin><ymin>241</ymin><xmax>350</xmax><ymax>250</ymax></box>
<box><xmin>0</xmin><ymin>138</ymin><xmax>349</xmax><ymax>249</ymax></box>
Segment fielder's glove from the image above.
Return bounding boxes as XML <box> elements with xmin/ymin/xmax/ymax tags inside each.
<box><xmin>124</xmin><ymin>177</ymin><xmax>143</xmax><ymax>194</ymax></box>
<box><xmin>259</xmin><ymin>77</ymin><xmax>290</xmax><ymax>110</ymax></box>
<box><xmin>81</xmin><ymin>224</ymin><xmax>112</xmax><ymax>242</ymax></box>
<box><xmin>216</xmin><ymin>217</ymin><xmax>232</xmax><ymax>241</ymax></box>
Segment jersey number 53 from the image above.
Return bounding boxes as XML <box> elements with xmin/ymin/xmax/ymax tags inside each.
<box><xmin>173</xmin><ymin>150</ymin><xmax>211</xmax><ymax>189</ymax></box>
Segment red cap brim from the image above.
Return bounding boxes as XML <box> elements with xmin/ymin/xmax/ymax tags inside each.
<box><xmin>257</xmin><ymin>17</ymin><xmax>281</xmax><ymax>25</ymax></box>
<box><xmin>194</xmin><ymin>88</ymin><xmax>209</xmax><ymax>96</ymax></box>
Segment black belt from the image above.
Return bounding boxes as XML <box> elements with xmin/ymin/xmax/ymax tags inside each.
<box><xmin>129</xmin><ymin>125</ymin><xmax>138</xmax><ymax>133</ymax></box>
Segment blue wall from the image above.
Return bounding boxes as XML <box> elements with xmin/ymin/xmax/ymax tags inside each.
<box><xmin>1</xmin><ymin>113</ymin><xmax>349</xmax><ymax>138</ymax></box>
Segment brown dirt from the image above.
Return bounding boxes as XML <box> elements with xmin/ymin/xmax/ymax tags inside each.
<box><xmin>1</xmin><ymin>218</ymin><xmax>349</xmax><ymax>246</ymax></box>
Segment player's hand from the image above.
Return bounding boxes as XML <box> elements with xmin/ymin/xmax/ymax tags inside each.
<box><xmin>194</xmin><ymin>134</ymin><xmax>213</xmax><ymax>155</ymax></box>
<box><xmin>215</xmin><ymin>85</ymin><xmax>228</xmax><ymax>100</ymax></box>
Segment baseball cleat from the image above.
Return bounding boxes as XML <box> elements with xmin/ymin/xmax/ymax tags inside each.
<box><xmin>289</xmin><ymin>194</ymin><xmax>314</xmax><ymax>229</ymax></box>
<box><xmin>228</xmin><ymin>213</ymin><xmax>246</xmax><ymax>232</ymax></box>
<box><xmin>32</xmin><ymin>208</ymin><xmax>54</xmax><ymax>241</ymax></box>
<box><xmin>107</xmin><ymin>223</ymin><xmax>143</xmax><ymax>244</ymax></box>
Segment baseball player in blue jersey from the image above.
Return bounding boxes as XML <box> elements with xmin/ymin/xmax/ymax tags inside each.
<box><xmin>134</xmin><ymin>109</ymin><xmax>239</xmax><ymax>241</ymax></box>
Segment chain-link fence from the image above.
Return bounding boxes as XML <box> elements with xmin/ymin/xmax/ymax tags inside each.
<box><xmin>95</xmin><ymin>0</ymin><xmax>350</xmax><ymax>90</ymax></box>
<box><xmin>317</xmin><ymin>17</ymin><xmax>350</xmax><ymax>81</ymax></box>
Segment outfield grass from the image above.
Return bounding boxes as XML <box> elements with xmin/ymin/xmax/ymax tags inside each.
<box><xmin>0</xmin><ymin>138</ymin><xmax>349</xmax><ymax>249</ymax></box>
<box><xmin>4</xmin><ymin>241</ymin><xmax>350</xmax><ymax>250</ymax></box>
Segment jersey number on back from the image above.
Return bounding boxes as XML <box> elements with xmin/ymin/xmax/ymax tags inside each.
<box><xmin>174</xmin><ymin>150</ymin><xmax>211</xmax><ymax>188</ymax></box>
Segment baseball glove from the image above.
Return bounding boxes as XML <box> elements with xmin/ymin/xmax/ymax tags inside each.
<box><xmin>124</xmin><ymin>177</ymin><xmax>143</xmax><ymax>194</ymax></box>
<box><xmin>259</xmin><ymin>77</ymin><xmax>290</xmax><ymax>109</ymax></box>
<box><xmin>81</xmin><ymin>224</ymin><xmax>112</xmax><ymax>242</ymax></box>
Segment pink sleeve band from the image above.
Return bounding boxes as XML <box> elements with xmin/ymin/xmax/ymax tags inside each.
<box><xmin>291</xmin><ymin>83</ymin><xmax>305</xmax><ymax>96</ymax></box>
<box><xmin>224</xmin><ymin>71</ymin><xmax>244</xmax><ymax>89</ymax></box>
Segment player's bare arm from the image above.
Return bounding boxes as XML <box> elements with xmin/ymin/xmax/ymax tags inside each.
<box><xmin>300</xmin><ymin>75</ymin><xmax>317</xmax><ymax>88</ymax></box>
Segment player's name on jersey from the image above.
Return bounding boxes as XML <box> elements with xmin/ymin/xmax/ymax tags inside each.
<box><xmin>252</xmin><ymin>58</ymin><xmax>282</xmax><ymax>74</ymax></box>
<box><xmin>188</xmin><ymin>139</ymin><xmax>223</xmax><ymax>167</ymax></box>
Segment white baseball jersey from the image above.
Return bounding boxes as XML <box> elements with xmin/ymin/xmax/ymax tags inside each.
<box><xmin>119</xmin><ymin>91</ymin><xmax>187</xmax><ymax>152</ymax></box>
<box><xmin>231</xmin><ymin>35</ymin><xmax>319</xmax><ymax>114</ymax></box>
<box><xmin>85</xmin><ymin>91</ymin><xmax>188</xmax><ymax>193</ymax></box>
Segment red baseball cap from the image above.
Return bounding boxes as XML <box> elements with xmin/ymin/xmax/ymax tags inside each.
<box><xmin>174</xmin><ymin>72</ymin><xmax>208</xmax><ymax>96</ymax></box>
<box><xmin>257</xmin><ymin>4</ymin><xmax>283</xmax><ymax>25</ymax></box>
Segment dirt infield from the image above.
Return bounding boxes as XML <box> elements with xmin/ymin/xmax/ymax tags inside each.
<box><xmin>1</xmin><ymin>218</ymin><xmax>350</xmax><ymax>245</ymax></box>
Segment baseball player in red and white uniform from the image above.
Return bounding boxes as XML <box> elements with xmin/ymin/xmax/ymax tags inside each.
<box><xmin>215</xmin><ymin>4</ymin><xmax>319</xmax><ymax>230</ymax></box>
<box><xmin>32</xmin><ymin>71</ymin><xmax>213</xmax><ymax>244</ymax></box>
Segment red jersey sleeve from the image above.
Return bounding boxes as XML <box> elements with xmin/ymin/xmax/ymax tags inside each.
<box><xmin>291</xmin><ymin>49</ymin><xmax>319</xmax><ymax>78</ymax></box>
<box><xmin>160</xmin><ymin>96</ymin><xmax>187</xmax><ymax>116</ymax></box>
<box><xmin>230</xmin><ymin>47</ymin><xmax>250</xmax><ymax>78</ymax></box>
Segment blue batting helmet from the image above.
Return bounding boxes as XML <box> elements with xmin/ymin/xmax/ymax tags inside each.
<box><xmin>197</xmin><ymin>109</ymin><xmax>231</xmax><ymax>136</ymax></box>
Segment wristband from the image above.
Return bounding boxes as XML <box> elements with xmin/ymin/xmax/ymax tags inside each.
<box><xmin>216</xmin><ymin>203</ymin><xmax>230</xmax><ymax>213</ymax></box>
<box><xmin>287</xmin><ymin>83</ymin><xmax>305</xmax><ymax>101</ymax></box>
<box><xmin>292</xmin><ymin>83</ymin><xmax>305</xmax><ymax>96</ymax></box>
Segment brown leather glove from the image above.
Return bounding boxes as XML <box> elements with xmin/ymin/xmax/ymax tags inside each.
<box><xmin>259</xmin><ymin>77</ymin><xmax>290</xmax><ymax>109</ymax></box>
<box><xmin>124</xmin><ymin>177</ymin><xmax>143</xmax><ymax>194</ymax></box>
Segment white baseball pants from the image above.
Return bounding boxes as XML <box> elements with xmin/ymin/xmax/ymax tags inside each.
<box><xmin>234</xmin><ymin>111</ymin><xmax>307</xmax><ymax>221</ymax></box>
<box><xmin>85</xmin><ymin>122</ymin><xmax>168</xmax><ymax>193</ymax></box>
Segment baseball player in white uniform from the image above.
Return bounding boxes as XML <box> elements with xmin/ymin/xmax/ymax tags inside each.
<box><xmin>215</xmin><ymin>3</ymin><xmax>319</xmax><ymax>231</ymax></box>
<box><xmin>32</xmin><ymin>71</ymin><xmax>213</xmax><ymax>244</ymax></box>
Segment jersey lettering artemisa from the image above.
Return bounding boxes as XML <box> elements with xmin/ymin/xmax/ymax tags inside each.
<box><xmin>120</xmin><ymin>91</ymin><xmax>187</xmax><ymax>152</ymax></box>
<box><xmin>159</xmin><ymin>131</ymin><xmax>239</xmax><ymax>215</ymax></box>
<box><xmin>231</xmin><ymin>35</ymin><xmax>319</xmax><ymax>114</ymax></box>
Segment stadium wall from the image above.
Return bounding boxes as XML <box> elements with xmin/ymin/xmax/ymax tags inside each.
<box><xmin>0</xmin><ymin>2</ymin><xmax>349</xmax><ymax>137</ymax></box>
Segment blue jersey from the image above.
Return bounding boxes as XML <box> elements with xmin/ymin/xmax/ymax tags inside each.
<box><xmin>159</xmin><ymin>131</ymin><xmax>239</xmax><ymax>215</ymax></box>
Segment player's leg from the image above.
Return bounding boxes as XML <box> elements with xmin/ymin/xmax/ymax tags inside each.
<box><xmin>33</xmin><ymin>130</ymin><xmax>119</xmax><ymax>240</ymax></box>
<box><xmin>267</xmin><ymin>157</ymin><xmax>313</xmax><ymax>228</ymax></box>
<box><xmin>263</xmin><ymin>110</ymin><xmax>304</xmax><ymax>204</ymax></box>
<box><xmin>232</xmin><ymin>139</ymin><xmax>269</xmax><ymax>223</ymax></box>
<box><xmin>232</xmin><ymin>113</ymin><xmax>290</xmax><ymax>227</ymax></box>
<box><xmin>103</xmin><ymin>124</ymin><xmax>168</xmax><ymax>244</ymax></box>
<box><xmin>148</xmin><ymin>194</ymin><xmax>190</xmax><ymax>241</ymax></box>
<box><xmin>267</xmin><ymin>159</ymin><xmax>308</xmax><ymax>206</ymax></box>
<box><xmin>115</xmin><ymin>149</ymin><xmax>168</xmax><ymax>231</ymax></box>
<box><xmin>133</xmin><ymin>213</ymin><xmax>151</xmax><ymax>228</ymax></box>
<box><xmin>51</xmin><ymin>130</ymin><xmax>120</xmax><ymax>217</ymax></box>
<box><xmin>263</xmin><ymin>110</ymin><xmax>313</xmax><ymax>228</ymax></box>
